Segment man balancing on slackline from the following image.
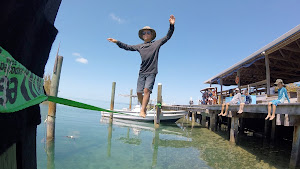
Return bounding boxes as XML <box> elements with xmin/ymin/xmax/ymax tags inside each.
<box><xmin>107</xmin><ymin>15</ymin><xmax>175</xmax><ymax>118</ymax></box>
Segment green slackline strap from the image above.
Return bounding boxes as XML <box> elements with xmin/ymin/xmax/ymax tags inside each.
<box><xmin>156</xmin><ymin>103</ymin><xmax>162</xmax><ymax>108</ymax></box>
<box><xmin>47</xmin><ymin>96</ymin><xmax>122</xmax><ymax>114</ymax></box>
<box><xmin>0</xmin><ymin>46</ymin><xmax>123</xmax><ymax>115</ymax></box>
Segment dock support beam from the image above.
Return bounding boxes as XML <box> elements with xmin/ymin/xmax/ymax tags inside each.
<box><xmin>290</xmin><ymin>126</ymin><xmax>300</xmax><ymax>168</ymax></box>
<box><xmin>271</xmin><ymin>119</ymin><xmax>276</xmax><ymax>141</ymax></box>
<box><xmin>209</xmin><ymin>111</ymin><xmax>218</xmax><ymax>131</ymax></box>
<box><xmin>47</xmin><ymin>55</ymin><xmax>63</xmax><ymax>140</ymax></box>
<box><xmin>230</xmin><ymin>115</ymin><xmax>239</xmax><ymax>144</ymax></box>
<box><xmin>155</xmin><ymin>83</ymin><xmax>162</xmax><ymax>128</ymax></box>
<box><xmin>192</xmin><ymin>112</ymin><xmax>196</xmax><ymax>122</ymax></box>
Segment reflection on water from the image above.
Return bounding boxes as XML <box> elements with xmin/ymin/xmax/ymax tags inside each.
<box><xmin>37</xmin><ymin>103</ymin><xmax>290</xmax><ymax>169</ymax></box>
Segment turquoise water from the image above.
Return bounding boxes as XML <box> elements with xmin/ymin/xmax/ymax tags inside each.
<box><xmin>37</xmin><ymin>101</ymin><xmax>291</xmax><ymax>169</ymax></box>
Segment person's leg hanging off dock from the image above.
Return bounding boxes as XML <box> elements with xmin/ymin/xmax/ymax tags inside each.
<box><xmin>265</xmin><ymin>102</ymin><xmax>272</xmax><ymax>120</ymax></box>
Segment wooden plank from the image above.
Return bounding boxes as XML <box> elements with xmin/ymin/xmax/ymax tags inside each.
<box><xmin>290</xmin><ymin>126</ymin><xmax>300</xmax><ymax>168</ymax></box>
<box><xmin>296</xmin><ymin>40</ymin><xmax>300</xmax><ymax>48</ymax></box>
<box><xmin>266</xmin><ymin>31</ymin><xmax>300</xmax><ymax>55</ymax></box>
<box><xmin>282</xmin><ymin>46</ymin><xmax>300</xmax><ymax>53</ymax></box>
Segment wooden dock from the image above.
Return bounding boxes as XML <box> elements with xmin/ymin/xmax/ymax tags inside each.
<box><xmin>161</xmin><ymin>104</ymin><xmax>300</xmax><ymax>168</ymax></box>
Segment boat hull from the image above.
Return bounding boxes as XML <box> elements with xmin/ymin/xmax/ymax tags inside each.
<box><xmin>101</xmin><ymin>110</ymin><xmax>187</xmax><ymax>121</ymax></box>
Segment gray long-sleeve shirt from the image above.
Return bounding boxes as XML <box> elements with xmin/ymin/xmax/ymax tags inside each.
<box><xmin>116</xmin><ymin>24</ymin><xmax>174</xmax><ymax>74</ymax></box>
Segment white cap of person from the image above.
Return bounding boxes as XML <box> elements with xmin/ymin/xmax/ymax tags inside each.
<box><xmin>235</xmin><ymin>88</ymin><xmax>239</xmax><ymax>91</ymax></box>
<box><xmin>274</xmin><ymin>79</ymin><xmax>284</xmax><ymax>85</ymax></box>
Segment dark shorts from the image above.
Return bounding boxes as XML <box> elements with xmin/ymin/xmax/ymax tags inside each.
<box><xmin>137</xmin><ymin>73</ymin><xmax>156</xmax><ymax>94</ymax></box>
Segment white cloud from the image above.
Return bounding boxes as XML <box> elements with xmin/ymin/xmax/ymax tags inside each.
<box><xmin>76</xmin><ymin>57</ymin><xmax>88</xmax><ymax>64</ymax></box>
<box><xmin>110</xmin><ymin>13</ymin><xmax>124</xmax><ymax>24</ymax></box>
<box><xmin>72</xmin><ymin>52</ymin><xmax>81</xmax><ymax>57</ymax></box>
<box><xmin>72</xmin><ymin>52</ymin><xmax>88</xmax><ymax>64</ymax></box>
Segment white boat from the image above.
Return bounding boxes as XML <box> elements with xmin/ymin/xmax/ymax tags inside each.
<box><xmin>101</xmin><ymin>105</ymin><xmax>187</xmax><ymax>121</ymax></box>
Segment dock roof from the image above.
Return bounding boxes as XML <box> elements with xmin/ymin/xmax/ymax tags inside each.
<box><xmin>205</xmin><ymin>24</ymin><xmax>300</xmax><ymax>86</ymax></box>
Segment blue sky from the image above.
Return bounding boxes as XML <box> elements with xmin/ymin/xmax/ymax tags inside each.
<box><xmin>46</xmin><ymin>0</ymin><xmax>300</xmax><ymax>106</ymax></box>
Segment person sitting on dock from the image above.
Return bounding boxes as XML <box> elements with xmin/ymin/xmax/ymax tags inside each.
<box><xmin>265</xmin><ymin>79</ymin><xmax>290</xmax><ymax>120</ymax></box>
<box><xmin>218</xmin><ymin>88</ymin><xmax>242</xmax><ymax>116</ymax></box>
<box><xmin>107</xmin><ymin>15</ymin><xmax>175</xmax><ymax>118</ymax></box>
<box><xmin>237</xmin><ymin>89</ymin><xmax>252</xmax><ymax>114</ymax></box>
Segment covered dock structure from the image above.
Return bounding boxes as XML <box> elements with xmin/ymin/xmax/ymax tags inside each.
<box><xmin>162</xmin><ymin>24</ymin><xmax>300</xmax><ymax>168</ymax></box>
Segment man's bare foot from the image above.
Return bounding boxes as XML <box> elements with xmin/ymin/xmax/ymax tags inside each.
<box><xmin>218</xmin><ymin>112</ymin><xmax>223</xmax><ymax>116</ymax></box>
<box><xmin>237</xmin><ymin>109</ymin><xmax>243</xmax><ymax>114</ymax></box>
<box><xmin>222</xmin><ymin>111</ymin><xmax>228</xmax><ymax>116</ymax></box>
<box><xmin>269</xmin><ymin>115</ymin><xmax>275</xmax><ymax>120</ymax></box>
<box><xmin>139</xmin><ymin>111</ymin><xmax>146</xmax><ymax>118</ymax></box>
<box><xmin>265</xmin><ymin>114</ymin><xmax>271</xmax><ymax>120</ymax></box>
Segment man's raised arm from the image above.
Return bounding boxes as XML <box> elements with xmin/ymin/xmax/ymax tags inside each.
<box><xmin>159</xmin><ymin>15</ymin><xmax>175</xmax><ymax>45</ymax></box>
<box><xmin>107</xmin><ymin>38</ymin><xmax>139</xmax><ymax>51</ymax></box>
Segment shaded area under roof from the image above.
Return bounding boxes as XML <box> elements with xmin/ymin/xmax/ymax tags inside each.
<box><xmin>205</xmin><ymin>24</ymin><xmax>300</xmax><ymax>86</ymax></box>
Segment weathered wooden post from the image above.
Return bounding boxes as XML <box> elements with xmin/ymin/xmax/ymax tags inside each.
<box><xmin>290</xmin><ymin>125</ymin><xmax>300</xmax><ymax>168</ymax></box>
<box><xmin>220</xmin><ymin>78</ymin><xmax>223</xmax><ymax>104</ymax></box>
<box><xmin>230</xmin><ymin>114</ymin><xmax>239</xmax><ymax>144</ymax></box>
<box><xmin>107</xmin><ymin>121</ymin><xmax>113</xmax><ymax>157</ymax></box>
<box><xmin>264</xmin><ymin>52</ymin><xmax>271</xmax><ymax>96</ymax></box>
<box><xmin>129</xmin><ymin>89</ymin><xmax>133</xmax><ymax>110</ymax></box>
<box><xmin>47</xmin><ymin>55</ymin><xmax>63</xmax><ymax>140</ymax></box>
<box><xmin>209</xmin><ymin>110</ymin><xmax>218</xmax><ymax>131</ymax></box>
<box><xmin>271</xmin><ymin>118</ymin><xmax>276</xmax><ymax>141</ymax></box>
<box><xmin>110</xmin><ymin>82</ymin><xmax>116</xmax><ymax>119</ymax></box>
<box><xmin>192</xmin><ymin>112</ymin><xmax>196</xmax><ymax>122</ymax></box>
<box><xmin>155</xmin><ymin>83</ymin><xmax>162</xmax><ymax>128</ymax></box>
<box><xmin>46</xmin><ymin>139</ymin><xmax>55</xmax><ymax>169</ymax></box>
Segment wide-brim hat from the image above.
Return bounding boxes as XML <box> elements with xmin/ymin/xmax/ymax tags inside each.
<box><xmin>235</xmin><ymin>88</ymin><xmax>240</xmax><ymax>91</ymax></box>
<box><xmin>138</xmin><ymin>26</ymin><xmax>156</xmax><ymax>41</ymax></box>
<box><xmin>274</xmin><ymin>79</ymin><xmax>284</xmax><ymax>85</ymax></box>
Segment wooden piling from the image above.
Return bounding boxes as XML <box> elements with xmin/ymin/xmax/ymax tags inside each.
<box><xmin>209</xmin><ymin>111</ymin><xmax>218</xmax><ymax>131</ymax></box>
<box><xmin>47</xmin><ymin>55</ymin><xmax>63</xmax><ymax>140</ymax></box>
<box><xmin>46</xmin><ymin>140</ymin><xmax>55</xmax><ymax>169</ymax></box>
<box><xmin>110</xmin><ymin>82</ymin><xmax>116</xmax><ymax>119</ymax></box>
<box><xmin>230</xmin><ymin>115</ymin><xmax>239</xmax><ymax>144</ymax></box>
<box><xmin>129</xmin><ymin>89</ymin><xmax>133</xmax><ymax>110</ymax></box>
<box><xmin>264</xmin><ymin>120</ymin><xmax>270</xmax><ymax>138</ymax></box>
<box><xmin>290</xmin><ymin>125</ymin><xmax>300</xmax><ymax>168</ymax></box>
<box><xmin>107</xmin><ymin>121</ymin><xmax>112</xmax><ymax>157</ymax></box>
<box><xmin>271</xmin><ymin>119</ymin><xmax>276</xmax><ymax>141</ymax></box>
<box><xmin>192</xmin><ymin>112</ymin><xmax>195</xmax><ymax>122</ymax></box>
<box><xmin>155</xmin><ymin>83</ymin><xmax>162</xmax><ymax>128</ymax></box>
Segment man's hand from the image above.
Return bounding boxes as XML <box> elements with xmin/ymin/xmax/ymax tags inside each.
<box><xmin>107</xmin><ymin>38</ymin><xmax>118</xmax><ymax>43</ymax></box>
<box><xmin>169</xmin><ymin>15</ymin><xmax>175</xmax><ymax>25</ymax></box>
